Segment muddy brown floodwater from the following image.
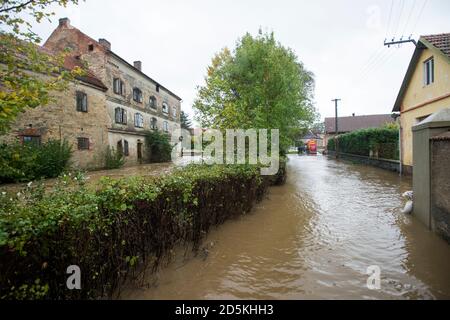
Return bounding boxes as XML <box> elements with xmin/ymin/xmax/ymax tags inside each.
<box><xmin>121</xmin><ymin>155</ymin><xmax>450</xmax><ymax>300</ymax></box>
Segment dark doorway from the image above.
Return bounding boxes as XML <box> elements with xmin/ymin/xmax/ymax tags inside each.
<box><xmin>137</xmin><ymin>141</ymin><xmax>143</xmax><ymax>163</ymax></box>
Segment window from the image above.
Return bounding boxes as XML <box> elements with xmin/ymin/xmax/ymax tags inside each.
<box><xmin>133</xmin><ymin>88</ymin><xmax>143</xmax><ymax>103</ymax></box>
<box><xmin>117</xmin><ymin>140</ymin><xmax>123</xmax><ymax>156</ymax></box>
<box><xmin>76</xmin><ymin>91</ymin><xmax>88</xmax><ymax>112</ymax></box>
<box><xmin>22</xmin><ymin>136</ymin><xmax>41</xmax><ymax>145</ymax></box>
<box><xmin>151</xmin><ymin>117</ymin><xmax>157</xmax><ymax>130</ymax></box>
<box><xmin>424</xmin><ymin>58</ymin><xmax>434</xmax><ymax>86</ymax></box>
<box><xmin>149</xmin><ymin>96</ymin><xmax>157</xmax><ymax>109</ymax></box>
<box><xmin>77</xmin><ymin>137</ymin><xmax>90</xmax><ymax>150</ymax></box>
<box><xmin>88</xmin><ymin>44</ymin><xmax>94</xmax><ymax>51</ymax></box>
<box><xmin>156</xmin><ymin>85</ymin><xmax>160</xmax><ymax>92</ymax></box>
<box><xmin>123</xmin><ymin>140</ymin><xmax>129</xmax><ymax>156</ymax></box>
<box><xmin>163</xmin><ymin>121</ymin><xmax>169</xmax><ymax>132</ymax></box>
<box><xmin>134</xmin><ymin>113</ymin><xmax>144</xmax><ymax>128</ymax></box>
<box><xmin>113</xmin><ymin>78</ymin><xmax>125</xmax><ymax>95</ymax></box>
<box><xmin>115</xmin><ymin>107</ymin><xmax>127</xmax><ymax>124</ymax></box>
<box><xmin>172</xmin><ymin>105</ymin><xmax>177</xmax><ymax>117</ymax></box>
<box><xmin>162</xmin><ymin>102</ymin><xmax>169</xmax><ymax>114</ymax></box>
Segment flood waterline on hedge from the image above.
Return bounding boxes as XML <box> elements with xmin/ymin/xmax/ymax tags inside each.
<box><xmin>121</xmin><ymin>155</ymin><xmax>450</xmax><ymax>300</ymax></box>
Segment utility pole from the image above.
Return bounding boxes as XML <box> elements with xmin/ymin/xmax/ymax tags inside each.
<box><xmin>384</xmin><ymin>37</ymin><xmax>417</xmax><ymax>48</ymax></box>
<box><xmin>332</xmin><ymin>99</ymin><xmax>341</xmax><ymax>159</ymax></box>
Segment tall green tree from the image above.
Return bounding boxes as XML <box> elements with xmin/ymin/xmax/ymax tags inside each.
<box><xmin>180</xmin><ymin>110</ymin><xmax>192</xmax><ymax>129</ymax></box>
<box><xmin>194</xmin><ymin>30</ymin><xmax>317</xmax><ymax>153</ymax></box>
<box><xmin>0</xmin><ymin>0</ymin><xmax>82</xmax><ymax>133</ymax></box>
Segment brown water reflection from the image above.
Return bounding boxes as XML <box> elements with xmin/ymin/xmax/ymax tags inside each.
<box><xmin>122</xmin><ymin>155</ymin><xmax>450</xmax><ymax>300</ymax></box>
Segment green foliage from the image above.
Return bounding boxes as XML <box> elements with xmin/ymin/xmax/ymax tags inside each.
<box><xmin>180</xmin><ymin>111</ymin><xmax>192</xmax><ymax>129</ymax></box>
<box><xmin>0</xmin><ymin>0</ymin><xmax>83</xmax><ymax>133</ymax></box>
<box><xmin>145</xmin><ymin>130</ymin><xmax>172</xmax><ymax>163</ymax></box>
<box><xmin>193</xmin><ymin>30</ymin><xmax>317</xmax><ymax>154</ymax></box>
<box><xmin>327</xmin><ymin>127</ymin><xmax>399</xmax><ymax>160</ymax></box>
<box><xmin>0</xmin><ymin>139</ymin><xmax>72</xmax><ymax>183</ymax></box>
<box><xmin>103</xmin><ymin>146</ymin><xmax>124</xmax><ymax>169</ymax></box>
<box><xmin>0</xmin><ymin>163</ymin><xmax>286</xmax><ymax>299</ymax></box>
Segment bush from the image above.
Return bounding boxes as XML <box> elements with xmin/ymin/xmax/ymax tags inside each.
<box><xmin>0</xmin><ymin>163</ymin><xmax>286</xmax><ymax>300</ymax></box>
<box><xmin>327</xmin><ymin>127</ymin><xmax>399</xmax><ymax>160</ymax></box>
<box><xmin>0</xmin><ymin>140</ymin><xmax>72</xmax><ymax>183</ymax></box>
<box><xmin>145</xmin><ymin>130</ymin><xmax>172</xmax><ymax>163</ymax></box>
<box><xmin>103</xmin><ymin>146</ymin><xmax>124</xmax><ymax>169</ymax></box>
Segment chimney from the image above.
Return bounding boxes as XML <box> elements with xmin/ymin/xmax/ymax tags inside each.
<box><xmin>59</xmin><ymin>17</ymin><xmax>70</xmax><ymax>28</ymax></box>
<box><xmin>352</xmin><ymin>113</ymin><xmax>355</xmax><ymax>117</ymax></box>
<box><xmin>134</xmin><ymin>61</ymin><xmax>142</xmax><ymax>71</ymax></box>
<box><xmin>98</xmin><ymin>39</ymin><xmax>111</xmax><ymax>50</ymax></box>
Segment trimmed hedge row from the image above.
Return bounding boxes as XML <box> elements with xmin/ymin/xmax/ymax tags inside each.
<box><xmin>327</xmin><ymin>127</ymin><xmax>399</xmax><ymax>160</ymax></box>
<box><xmin>0</xmin><ymin>161</ymin><xmax>286</xmax><ymax>300</ymax></box>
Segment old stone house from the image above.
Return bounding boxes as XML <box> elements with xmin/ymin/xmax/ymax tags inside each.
<box><xmin>2</xmin><ymin>18</ymin><xmax>182</xmax><ymax>169</ymax></box>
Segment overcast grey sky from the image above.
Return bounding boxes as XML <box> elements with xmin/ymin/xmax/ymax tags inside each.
<box><xmin>30</xmin><ymin>0</ymin><xmax>450</xmax><ymax>123</ymax></box>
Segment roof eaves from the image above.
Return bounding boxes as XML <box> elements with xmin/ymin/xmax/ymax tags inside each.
<box><xmin>107</xmin><ymin>50</ymin><xmax>182</xmax><ymax>101</ymax></box>
<box><xmin>392</xmin><ymin>43</ymin><xmax>425</xmax><ymax>112</ymax></box>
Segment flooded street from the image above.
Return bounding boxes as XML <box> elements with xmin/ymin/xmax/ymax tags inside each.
<box><xmin>122</xmin><ymin>155</ymin><xmax>450</xmax><ymax>300</ymax></box>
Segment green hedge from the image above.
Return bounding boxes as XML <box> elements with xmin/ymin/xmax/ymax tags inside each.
<box><xmin>327</xmin><ymin>128</ymin><xmax>399</xmax><ymax>160</ymax></box>
<box><xmin>0</xmin><ymin>140</ymin><xmax>72</xmax><ymax>183</ymax></box>
<box><xmin>0</xmin><ymin>161</ymin><xmax>286</xmax><ymax>300</ymax></box>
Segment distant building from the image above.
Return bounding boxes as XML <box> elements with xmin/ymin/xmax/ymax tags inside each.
<box><xmin>392</xmin><ymin>33</ymin><xmax>450</xmax><ymax>175</ymax></box>
<box><xmin>324</xmin><ymin>114</ymin><xmax>394</xmax><ymax>147</ymax></box>
<box><xmin>299</xmin><ymin>131</ymin><xmax>324</xmax><ymax>149</ymax></box>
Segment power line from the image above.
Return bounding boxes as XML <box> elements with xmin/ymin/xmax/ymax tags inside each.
<box><xmin>410</xmin><ymin>0</ymin><xmax>429</xmax><ymax>36</ymax></box>
<box><xmin>401</xmin><ymin>0</ymin><xmax>417</xmax><ymax>38</ymax></box>
<box><xmin>392</xmin><ymin>0</ymin><xmax>405</xmax><ymax>39</ymax></box>
<box><xmin>385</xmin><ymin>0</ymin><xmax>394</xmax><ymax>40</ymax></box>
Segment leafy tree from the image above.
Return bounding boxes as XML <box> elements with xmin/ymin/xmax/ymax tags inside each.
<box><xmin>180</xmin><ymin>110</ymin><xmax>192</xmax><ymax>129</ymax></box>
<box><xmin>194</xmin><ymin>30</ymin><xmax>317</xmax><ymax>154</ymax></box>
<box><xmin>0</xmin><ymin>0</ymin><xmax>83</xmax><ymax>133</ymax></box>
<box><xmin>145</xmin><ymin>130</ymin><xmax>172</xmax><ymax>163</ymax></box>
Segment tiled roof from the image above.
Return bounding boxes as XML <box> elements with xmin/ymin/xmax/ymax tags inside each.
<box><xmin>422</xmin><ymin>33</ymin><xmax>450</xmax><ymax>58</ymax></box>
<box><xmin>325</xmin><ymin>114</ymin><xmax>394</xmax><ymax>134</ymax></box>
<box><xmin>63</xmin><ymin>56</ymin><xmax>107</xmax><ymax>90</ymax></box>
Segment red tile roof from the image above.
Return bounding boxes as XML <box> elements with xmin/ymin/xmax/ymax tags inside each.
<box><xmin>422</xmin><ymin>33</ymin><xmax>450</xmax><ymax>58</ymax></box>
<box><xmin>325</xmin><ymin>114</ymin><xmax>394</xmax><ymax>134</ymax></box>
<box><xmin>63</xmin><ymin>56</ymin><xmax>107</xmax><ymax>90</ymax></box>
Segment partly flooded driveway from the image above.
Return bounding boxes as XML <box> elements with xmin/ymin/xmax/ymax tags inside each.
<box><xmin>123</xmin><ymin>155</ymin><xmax>450</xmax><ymax>300</ymax></box>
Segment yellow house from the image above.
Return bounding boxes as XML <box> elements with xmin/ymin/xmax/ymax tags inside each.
<box><xmin>393</xmin><ymin>33</ymin><xmax>450</xmax><ymax>175</ymax></box>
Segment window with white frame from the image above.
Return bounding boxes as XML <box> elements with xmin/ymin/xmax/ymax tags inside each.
<box><xmin>149</xmin><ymin>96</ymin><xmax>157</xmax><ymax>109</ymax></box>
<box><xmin>172</xmin><ymin>105</ymin><xmax>177</xmax><ymax>117</ymax></box>
<box><xmin>115</xmin><ymin>107</ymin><xmax>127</xmax><ymax>124</ymax></box>
<box><xmin>113</xmin><ymin>78</ymin><xmax>125</xmax><ymax>95</ymax></box>
<box><xmin>424</xmin><ymin>57</ymin><xmax>434</xmax><ymax>86</ymax></box>
<box><xmin>163</xmin><ymin>121</ymin><xmax>169</xmax><ymax>132</ymax></box>
<box><xmin>133</xmin><ymin>88</ymin><xmax>143</xmax><ymax>103</ymax></box>
<box><xmin>162</xmin><ymin>102</ymin><xmax>169</xmax><ymax>114</ymax></box>
<box><xmin>134</xmin><ymin>113</ymin><xmax>144</xmax><ymax>128</ymax></box>
<box><xmin>151</xmin><ymin>117</ymin><xmax>157</xmax><ymax>130</ymax></box>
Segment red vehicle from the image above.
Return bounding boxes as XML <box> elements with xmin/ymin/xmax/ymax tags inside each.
<box><xmin>306</xmin><ymin>140</ymin><xmax>317</xmax><ymax>155</ymax></box>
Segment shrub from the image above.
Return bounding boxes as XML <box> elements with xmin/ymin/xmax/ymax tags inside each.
<box><xmin>327</xmin><ymin>127</ymin><xmax>399</xmax><ymax>160</ymax></box>
<box><xmin>0</xmin><ymin>162</ymin><xmax>286</xmax><ymax>300</ymax></box>
<box><xmin>0</xmin><ymin>140</ymin><xmax>72</xmax><ymax>183</ymax></box>
<box><xmin>145</xmin><ymin>130</ymin><xmax>172</xmax><ymax>163</ymax></box>
<box><xmin>103</xmin><ymin>146</ymin><xmax>124</xmax><ymax>169</ymax></box>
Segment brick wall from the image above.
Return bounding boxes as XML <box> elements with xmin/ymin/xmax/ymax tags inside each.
<box><xmin>431</xmin><ymin>139</ymin><xmax>450</xmax><ymax>243</ymax></box>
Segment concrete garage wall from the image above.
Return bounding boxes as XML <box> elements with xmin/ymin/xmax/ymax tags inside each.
<box><xmin>431</xmin><ymin>137</ymin><xmax>450</xmax><ymax>243</ymax></box>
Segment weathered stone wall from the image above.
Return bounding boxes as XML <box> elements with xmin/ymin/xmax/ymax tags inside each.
<box><xmin>431</xmin><ymin>139</ymin><xmax>450</xmax><ymax>243</ymax></box>
<box><xmin>0</xmin><ymin>82</ymin><xmax>110</xmax><ymax>170</ymax></box>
